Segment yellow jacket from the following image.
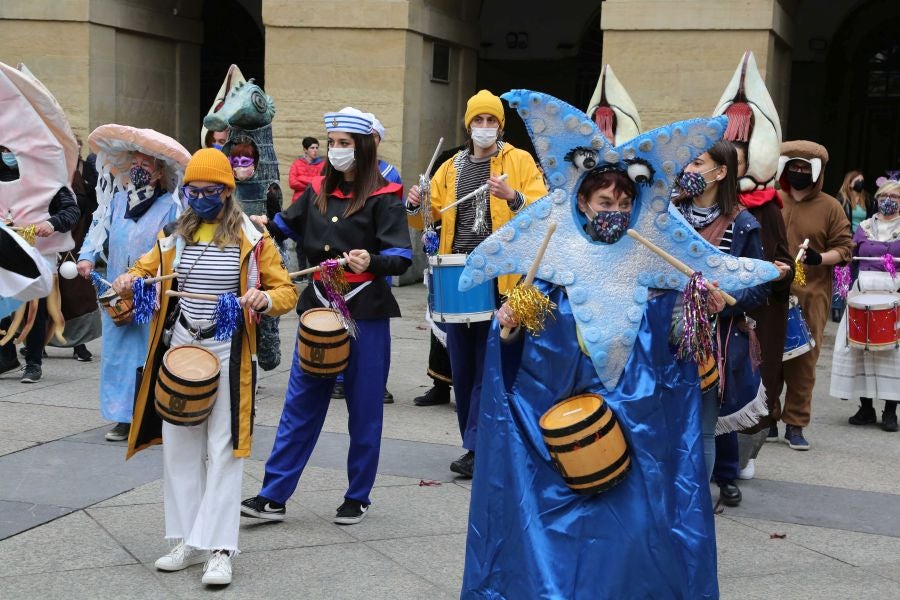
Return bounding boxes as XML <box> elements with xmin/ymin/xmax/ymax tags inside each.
<box><xmin>125</xmin><ymin>214</ymin><xmax>298</xmax><ymax>459</ymax></box>
<box><xmin>408</xmin><ymin>142</ymin><xmax>547</xmax><ymax>294</ymax></box>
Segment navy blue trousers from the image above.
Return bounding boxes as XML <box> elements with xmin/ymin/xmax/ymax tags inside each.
<box><xmin>259</xmin><ymin>318</ymin><xmax>390</xmax><ymax>506</ymax></box>
<box><xmin>445</xmin><ymin>320</ymin><xmax>490</xmax><ymax>451</ymax></box>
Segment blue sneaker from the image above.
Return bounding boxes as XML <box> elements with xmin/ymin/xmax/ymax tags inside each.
<box><xmin>784</xmin><ymin>425</ymin><xmax>810</xmax><ymax>450</ymax></box>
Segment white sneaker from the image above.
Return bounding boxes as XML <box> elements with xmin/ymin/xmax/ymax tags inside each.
<box><xmin>202</xmin><ymin>551</ymin><xmax>233</xmax><ymax>585</ymax></box>
<box><xmin>738</xmin><ymin>459</ymin><xmax>756</xmax><ymax>480</ymax></box>
<box><xmin>155</xmin><ymin>542</ymin><xmax>209</xmax><ymax>572</ymax></box>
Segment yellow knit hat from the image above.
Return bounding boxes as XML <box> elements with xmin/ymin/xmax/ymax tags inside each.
<box><xmin>183</xmin><ymin>148</ymin><xmax>235</xmax><ymax>189</ymax></box>
<box><xmin>464</xmin><ymin>89</ymin><xmax>505</xmax><ymax>129</ymax></box>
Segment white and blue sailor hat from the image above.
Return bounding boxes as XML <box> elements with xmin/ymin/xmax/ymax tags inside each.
<box><xmin>324</xmin><ymin>107</ymin><xmax>374</xmax><ymax>135</ymax></box>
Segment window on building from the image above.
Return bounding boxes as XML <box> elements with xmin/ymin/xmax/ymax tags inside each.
<box><xmin>432</xmin><ymin>42</ymin><xmax>451</xmax><ymax>84</ymax></box>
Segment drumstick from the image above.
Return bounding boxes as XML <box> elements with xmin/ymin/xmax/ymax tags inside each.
<box><xmin>288</xmin><ymin>257</ymin><xmax>348</xmax><ymax>279</ymax></box>
<box><xmin>440</xmin><ymin>174</ymin><xmax>509</xmax><ymax>213</ymax></box>
<box><xmin>627</xmin><ymin>229</ymin><xmax>737</xmax><ymax>306</ymax></box>
<box><xmin>165</xmin><ymin>290</ymin><xmax>219</xmax><ymax>302</ymax></box>
<box><xmin>794</xmin><ymin>238</ymin><xmax>810</xmax><ymax>263</ymax></box>
<box><xmin>853</xmin><ymin>256</ymin><xmax>900</xmax><ymax>262</ymax></box>
<box><xmin>425</xmin><ymin>137</ymin><xmax>444</xmax><ymax>178</ymax></box>
<box><xmin>500</xmin><ymin>222</ymin><xmax>557</xmax><ymax>339</ymax></box>
<box><xmin>141</xmin><ymin>273</ymin><xmax>178</xmax><ymax>284</ymax></box>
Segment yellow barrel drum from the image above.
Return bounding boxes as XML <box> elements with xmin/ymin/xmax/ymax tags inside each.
<box><xmin>297</xmin><ymin>308</ymin><xmax>350</xmax><ymax>377</ymax></box>
<box><xmin>539</xmin><ymin>393</ymin><xmax>631</xmax><ymax>495</ymax></box>
<box><xmin>154</xmin><ymin>345</ymin><xmax>221</xmax><ymax>426</ymax></box>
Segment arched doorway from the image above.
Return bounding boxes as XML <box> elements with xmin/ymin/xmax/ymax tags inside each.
<box><xmin>200</xmin><ymin>0</ymin><xmax>265</xmax><ymax>131</ymax></box>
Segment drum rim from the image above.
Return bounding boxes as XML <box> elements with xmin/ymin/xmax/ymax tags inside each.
<box><xmin>540</xmin><ymin>393</ymin><xmax>607</xmax><ymax>438</ymax></box>
<box><xmin>558</xmin><ymin>450</ymin><xmax>630</xmax><ymax>485</ymax></box>
<box><xmin>428</xmin><ymin>253</ymin><xmax>468</xmax><ymax>267</ymax></box>
<box><xmin>299</xmin><ymin>308</ymin><xmax>346</xmax><ymax>335</ymax></box>
<box><xmin>569</xmin><ymin>460</ymin><xmax>631</xmax><ymax>495</ymax></box>
<box><xmin>161</xmin><ymin>345</ymin><xmax>221</xmax><ymax>383</ymax></box>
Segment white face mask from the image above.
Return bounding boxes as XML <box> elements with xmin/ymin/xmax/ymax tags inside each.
<box><xmin>328</xmin><ymin>147</ymin><xmax>355</xmax><ymax>172</ymax></box>
<box><xmin>471</xmin><ymin>127</ymin><xmax>499</xmax><ymax>150</ymax></box>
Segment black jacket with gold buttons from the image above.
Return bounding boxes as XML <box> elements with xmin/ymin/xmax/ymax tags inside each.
<box><xmin>269</xmin><ymin>177</ymin><xmax>412</xmax><ymax>319</ymax></box>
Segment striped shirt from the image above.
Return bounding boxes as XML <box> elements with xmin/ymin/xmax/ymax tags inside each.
<box><xmin>177</xmin><ymin>243</ymin><xmax>241</xmax><ymax>322</ymax></box>
<box><xmin>452</xmin><ymin>152</ymin><xmax>494</xmax><ymax>254</ymax></box>
<box><xmin>717</xmin><ymin>222</ymin><xmax>735</xmax><ymax>253</ymax></box>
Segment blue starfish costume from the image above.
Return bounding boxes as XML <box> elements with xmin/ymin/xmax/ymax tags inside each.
<box><xmin>459</xmin><ymin>91</ymin><xmax>778</xmax><ymax>599</ymax></box>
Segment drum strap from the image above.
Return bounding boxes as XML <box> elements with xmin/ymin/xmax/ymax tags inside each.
<box><xmin>313</xmin><ymin>280</ymin><xmax>371</xmax><ymax>308</ymax></box>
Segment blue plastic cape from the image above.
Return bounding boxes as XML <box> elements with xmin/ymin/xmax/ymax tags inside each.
<box><xmin>462</xmin><ymin>284</ymin><xmax>718</xmax><ymax>599</ymax></box>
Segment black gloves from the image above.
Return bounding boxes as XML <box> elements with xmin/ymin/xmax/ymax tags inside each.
<box><xmin>803</xmin><ymin>247</ymin><xmax>822</xmax><ymax>266</ymax></box>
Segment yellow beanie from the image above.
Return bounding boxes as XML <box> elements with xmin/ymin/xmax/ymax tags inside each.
<box><xmin>464</xmin><ymin>89</ymin><xmax>505</xmax><ymax>129</ymax></box>
<box><xmin>184</xmin><ymin>148</ymin><xmax>235</xmax><ymax>189</ymax></box>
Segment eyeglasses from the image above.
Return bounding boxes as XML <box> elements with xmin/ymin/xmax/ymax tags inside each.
<box><xmin>876</xmin><ymin>194</ymin><xmax>900</xmax><ymax>202</ymax></box>
<box><xmin>229</xmin><ymin>156</ymin><xmax>254</xmax><ymax>168</ymax></box>
<box><xmin>182</xmin><ymin>184</ymin><xmax>225</xmax><ymax>200</ymax></box>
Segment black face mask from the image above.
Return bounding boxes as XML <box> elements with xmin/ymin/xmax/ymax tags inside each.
<box><xmin>786</xmin><ymin>170</ymin><xmax>813</xmax><ymax>191</ymax></box>
<box><xmin>851</xmin><ymin>180</ymin><xmax>864</xmax><ymax>192</ymax></box>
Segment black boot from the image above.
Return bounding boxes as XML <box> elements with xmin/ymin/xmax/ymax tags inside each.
<box><xmin>717</xmin><ymin>480</ymin><xmax>742</xmax><ymax>507</ymax></box>
<box><xmin>414</xmin><ymin>381</ymin><xmax>451</xmax><ymax>406</ymax></box>
<box><xmin>882</xmin><ymin>402</ymin><xmax>898</xmax><ymax>432</ymax></box>
<box><xmin>849</xmin><ymin>398</ymin><xmax>877</xmax><ymax>425</ymax></box>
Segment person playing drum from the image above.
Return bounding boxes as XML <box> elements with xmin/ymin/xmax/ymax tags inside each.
<box><xmin>830</xmin><ymin>178</ymin><xmax>900</xmax><ymax>431</ymax></box>
<box><xmin>113</xmin><ymin>148</ymin><xmax>297</xmax><ymax>586</ymax></box>
<box><xmin>406</xmin><ymin>90</ymin><xmax>547</xmax><ymax>478</ymax></box>
<box><xmin>241</xmin><ymin>107</ymin><xmax>412</xmax><ymax>525</ymax></box>
<box><xmin>77</xmin><ymin>130</ymin><xmax>187</xmax><ymax>442</ymax></box>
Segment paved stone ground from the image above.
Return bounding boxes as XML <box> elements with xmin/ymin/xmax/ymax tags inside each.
<box><xmin>1</xmin><ymin>284</ymin><xmax>899</xmax><ymax>599</ymax></box>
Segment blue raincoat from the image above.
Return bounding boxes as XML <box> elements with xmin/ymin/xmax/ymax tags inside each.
<box><xmin>463</xmin><ymin>284</ymin><xmax>718</xmax><ymax>599</ymax></box>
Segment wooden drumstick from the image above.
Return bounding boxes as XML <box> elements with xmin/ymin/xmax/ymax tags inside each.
<box><xmin>288</xmin><ymin>257</ymin><xmax>348</xmax><ymax>279</ymax></box>
<box><xmin>141</xmin><ymin>273</ymin><xmax>178</xmax><ymax>284</ymax></box>
<box><xmin>165</xmin><ymin>289</ymin><xmax>218</xmax><ymax>302</ymax></box>
<box><xmin>440</xmin><ymin>174</ymin><xmax>509</xmax><ymax>213</ymax></box>
<box><xmin>627</xmin><ymin>229</ymin><xmax>737</xmax><ymax>306</ymax></box>
<box><xmin>794</xmin><ymin>238</ymin><xmax>809</xmax><ymax>263</ymax></box>
<box><xmin>425</xmin><ymin>137</ymin><xmax>444</xmax><ymax>178</ymax></box>
<box><xmin>500</xmin><ymin>222</ymin><xmax>557</xmax><ymax>340</ymax></box>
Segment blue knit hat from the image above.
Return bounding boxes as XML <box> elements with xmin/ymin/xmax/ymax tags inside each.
<box><xmin>324</xmin><ymin>107</ymin><xmax>373</xmax><ymax>135</ymax></box>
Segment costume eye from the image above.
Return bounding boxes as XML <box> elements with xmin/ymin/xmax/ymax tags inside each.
<box><xmin>572</xmin><ymin>149</ymin><xmax>597</xmax><ymax>170</ymax></box>
<box><xmin>626</xmin><ymin>161</ymin><xmax>653</xmax><ymax>184</ymax></box>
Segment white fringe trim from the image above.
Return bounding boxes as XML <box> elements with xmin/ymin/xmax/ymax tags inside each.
<box><xmin>715</xmin><ymin>381</ymin><xmax>769</xmax><ymax>436</ymax></box>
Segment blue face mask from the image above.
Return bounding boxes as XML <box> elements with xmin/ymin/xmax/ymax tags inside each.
<box><xmin>1</xmin><ymin>152</ymin><xmax>17</xmax><ymax>168</ymax></box>
<box><xmin>187</xmin><ymin>194</ymin><xmax>223</xmax><ymax>220</ymax></box>
<box><xmin>212</xmin><ymin>143</ymin><xmax>224</xmax><ymax>151</ymax></box>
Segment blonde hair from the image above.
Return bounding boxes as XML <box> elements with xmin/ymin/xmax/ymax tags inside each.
<box><xmin>838</xmin><ymin>170</ymin><xmax>865</xmax><ymax>208</ymax></box>
<box><xmin>175</xmin><ymin>190</ymin><xmax>243</xmax><ymax>248</ymax></box>
<box><xmin>876</xmin><ymin>181</ymin><xmax>900</xmax><ymax>199</ymax></box>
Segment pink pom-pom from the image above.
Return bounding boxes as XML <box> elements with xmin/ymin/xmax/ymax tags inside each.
<box><xmin>884</xmin><ymin>254</ymin><xmax>897</xmax><ymax>279</ymax></box>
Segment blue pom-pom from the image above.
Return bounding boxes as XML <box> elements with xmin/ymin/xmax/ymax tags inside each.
<box><xmin>213</xmin><ymin>293</ymin><xmax>243</xmax><ymax>341</ymax></box>
<box><xmin>90</xmin><ymin>271</ymin><xmax>110</xmax><ymax>295</ymax></box>
<box><xmin>131</xmin><ymin>279</ymin><xmax>157</xmax><ymax>324</ymax></box>
<box><xmin>423</xmin><ymin>229</ymin><xmax>440</xmax><ymax>255</ymax></box>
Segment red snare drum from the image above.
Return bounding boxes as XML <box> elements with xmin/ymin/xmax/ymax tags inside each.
<box><xmin>847</xmin><ymin>292</ymin><xmax>900</xmax><ymax>351</ymax></box>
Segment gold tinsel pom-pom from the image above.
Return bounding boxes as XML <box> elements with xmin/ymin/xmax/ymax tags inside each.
<box><xmin>794</xmin><ymin>259</ymin><xmax>807</xmax><ymax>287</ymax></box>
<box><xmin>18</xmin><ymin>225</ymin><xmax>37</xmax><ymax>246</ymax></box>
<box><xmin>504</xmin><ymin>284</ymin><xmax>556</xmax><ymax>335</ymax></box>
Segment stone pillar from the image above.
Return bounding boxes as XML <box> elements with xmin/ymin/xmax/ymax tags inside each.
<box><xmin>601</xmin><ymin>0</ymin><xmax>794</xmax><ymax>130</ymax></box>
<box><xmin>261</xmin><ymin>0</ymin><xmax>479</xmax><ymax>283</ymax></box>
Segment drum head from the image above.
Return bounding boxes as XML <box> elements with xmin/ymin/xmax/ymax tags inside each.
<box><xmin>848</xmin><ymin>292</ymin><xmax>900</xmax><ymax>310</ymax></box>
<box><xmin>301</xmin><ymin>308</ymin><xmax>344</xmax><ymax>332</ymax></box>
<box><xmin>98</xmin><ymin>289</ymin><xmax>118</xmax><ymax>303</ymax></box>
<box><xmin>541</xmin><ymin>394</ymin><xmax>603</xmax><ymax>430</ymax></box>
<box><xmin>428</xmin><ymin>253</ymin><xmax>467</xmax><ymax>267</ymax></box>
<box><xmin>164</xmin><ymin>345</ymin><xmax>220</xmax><ymax>381</ymax></box>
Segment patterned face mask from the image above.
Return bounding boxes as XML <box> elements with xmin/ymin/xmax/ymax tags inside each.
<box><xmin>676</xmin><ymin>167</ymin><xmax>718</xmax><ymax>199</ymax></box>
<box><xmin>130</xmin><ymin>165</ymin><xmax>152</xmax><ymax>189</ymax></box>
<box><xmin>588</xmin><ymin>209</ymin><xmax>630</xmax><ymax>244</ymax></box>
<box><xmin>878</xmin><ymin>195</ymin><xmax>899</xmax><ymax>216</ymax></box>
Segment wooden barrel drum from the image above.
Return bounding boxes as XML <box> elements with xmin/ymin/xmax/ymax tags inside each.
<box><xmin>539</xmin><ymin>393</ymin><xmax>631</xmax><ymax>495</ymax></box>
<box><xmin>297</xmin><ymin>308</ymin><xmax>350</xmax><ymax>377</ymax></box>
<box><xmin>98</xmin><ymin>289</ymin><xmax>134</xmax><ymax>327</ymax></box>
<box><xmin>154</xmin><ymin>345</ymin><xmax>220</xmax><ymax>426</ymax></box>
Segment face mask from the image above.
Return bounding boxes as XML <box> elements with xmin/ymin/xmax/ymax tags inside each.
<box><xmin>130</xmin><ymin>165</ymin><xmax>152</xmax><ymax>189</ymax></box>
<box><xmin>233</xmin><ymin>165</ymin><xmax>256</xmax><ymax>181</ymax></box>
<box><xmin>328</xmin><ymin>147</ymin><xmax>355</xmax><ymax>172</ymax></box>
<box><xmin>677</xmin><ymin>167</ymin><xmax>718</xmax><ymax>199</ymax></box>
<box><xmin>786</xmin><ymin>170</ymin><xmax>813</xmax><ymax>190</ymax></box>
<box><xmin>470</xmin><ymin>127</ymin><xmax>499</xmax><ymax>150</ymax></box>
<box><xmin>188</xmin><ymin>194</ymin><xmax>223</xmax><ymax>220</ymax></box>
<box><xmin>212</xmin><ymin>143</ymin><xmax>224</xmax><ymax>151</ymax></box>
<box><xmin>852</xmin><ymin>180</ymin><xmax>865</xmax><ymax>192</ymax></box>
<box><xmin>587</xmin><ymin>208</ymin><xmax>630</xmax><ymax>244</ymax></box>
<box><xmin>878</xmin><ymin>196</ymin><xmax>899</xmax><ymax>216</ymax></box>
<box><xmin>1</xmin><ymin>152</ymin><xmax>17</xmax><ymax>168</ymax></box>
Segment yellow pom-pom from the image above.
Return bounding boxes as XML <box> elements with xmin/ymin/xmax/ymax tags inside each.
<box><xmin>19</xmin><ymin>225</ymin><xmax>37</xmax><ymax>246</ymax></box>
<box><xmin>794</xmin><ymin>259</ymin><xmax>807</xmax><ymax>287</ymax></box>
<box><xmin>504</xmin><ymin>284</ymin><xmax>556</xmax><ymax>335</ymax></box>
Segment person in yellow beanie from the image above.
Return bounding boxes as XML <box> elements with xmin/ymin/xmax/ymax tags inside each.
<box><xmin>406</xmin><ymin>89</ymin><xmax>547</xmax><ymax>478</ymax></box>
<box><xmin>111</xmin><ymin>147</ymin><xmax>297</xmax><ymax>587</ymax></box>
